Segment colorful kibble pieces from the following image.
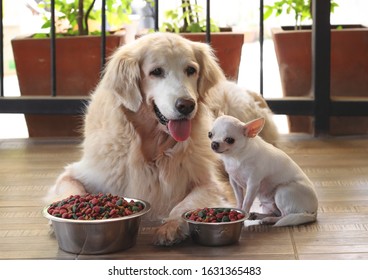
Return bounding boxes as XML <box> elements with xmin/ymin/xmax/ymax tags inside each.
<box><xmin>47</xmin><ymin>193</ymin><xmax>144</xmax><ymax>220</ymax></box>
<box><xmin>186</xmin><ymin>207</ymin><xmax>245</xmax><ymax>223</ymax></box>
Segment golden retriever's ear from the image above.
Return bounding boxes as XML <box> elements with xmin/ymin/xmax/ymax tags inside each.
<box><xmin>101</xmin><ymin>48</ymin><xmax>142</xmax><ymax>112</ymax></box>
<box><xmin>192</xmin><ymin>42</ymin><xmax>225</xmax><ymax>96</ymax></box>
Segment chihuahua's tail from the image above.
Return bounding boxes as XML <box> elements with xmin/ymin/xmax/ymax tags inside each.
<box><xmin>274</xmin><ymin>212</ymin><xmax>317</xmax><ymax>227</ymax></box>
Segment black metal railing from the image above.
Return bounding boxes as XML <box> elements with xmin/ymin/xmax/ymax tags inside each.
<box><xmin>0</xmin><ymin>0</ymin><xmax>367</xmax><ymax>136</ymax></box>
<box><xmin>0</xmin><ymin>0</ymin><xmax>4</xmax><ymax>98</ymax></box>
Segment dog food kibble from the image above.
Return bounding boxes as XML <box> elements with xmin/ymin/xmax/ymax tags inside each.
<box><xmin>47</xmin><ymin>193</ymin><xmax>145</xmax><ymax>220</ymax></box>
<box><xmin>186</xmin><ymin>207</ymin><xmax>245</xmax><ymax>223</ymax></box>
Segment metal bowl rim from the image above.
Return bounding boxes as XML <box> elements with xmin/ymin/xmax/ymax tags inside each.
<box><xmin>43</xmin><ymin>197</ymin><xmax>151</xmax><ymax>224</ymax></box>
<box><xmin>182</xmin><ymin>207</ymin><xmax>247</xmax><ymax>225</ymax></box>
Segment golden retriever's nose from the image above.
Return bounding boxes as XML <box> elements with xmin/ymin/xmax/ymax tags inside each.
<box><xmin>175</xmin><ymin>98</ymin><xmax>195</xmax><ymax>116</ymax></box>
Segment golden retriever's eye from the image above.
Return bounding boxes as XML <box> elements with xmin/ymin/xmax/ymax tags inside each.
<box><xmin>150</xmin><ymin>68</ymin><xmax>164</xmax><ymax>77</ymax></box>
<box><xmin>185</xmin><ymin>66</ymin><xmax>197</xmax><ymax>76</ymax></box>
<box><xmin>208</xmin><ymin>131</ymin><xmax>213</xmax><ymax>139</ymax></box>
<box><xmin>224</xmin><ymin>137</ymin><xmax>235</xmax><ymax>144</ymax></box>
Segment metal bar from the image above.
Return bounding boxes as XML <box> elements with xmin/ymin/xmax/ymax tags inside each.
<box><xmin>205</xmin><ymin>0</ymin><xmax>211</xmax><ymax>44</ymax></box>
<box><xmin>101</xmin><ymin>0</ymin><xmax>107</xmax><ymax>68</ymax></box>
<box><xmin>50</xmin><ymin>0</ymin><xmax>57</xmax><ymax>96</ymax></box>
<box><xmin>154</xmin><ymin>0</ymin><xmax>159</xmax><ymax>31</ymax></box>
<box><xmin>259</xmin><ymin>0</ymin><xmax>264</xmax><ymax>95</ymax></box>
<box><xmin>265</xmin><ymin>98</ymin><xmax>315</xmax><ymax>116</ymax></box>
<box><xmin>312</xmin><ymin>0</ymin><xmax>331</xmax><ymax>135</ymax></box>
<box><xmin>266</xmin><ymin>99</ymin><xmax>368</xmax><ymax>117</ymax></box>
<box><xmin>330</xmin><ymin>98</ymin><xmax>368</xmax><ymax>116</ymax></box>
<box><xmin>0</xmin><ymin>97</ymin><xmax>89</xmax><ymax>115</ymax></box>
<box><xmin>0</xmin><ymin>0</ymin><xmax>4</xmax><ymax>97</ymax></box>
<box><xmin>2</xmin><ymin>97</ymin><xmax>367</xmax><ymax>117</ymax></box>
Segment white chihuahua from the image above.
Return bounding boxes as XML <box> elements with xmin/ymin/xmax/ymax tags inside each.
<box><xmin>209</xmin><ymin>115</ymin><xmax>318</xmax><ymax>226</ymax></box>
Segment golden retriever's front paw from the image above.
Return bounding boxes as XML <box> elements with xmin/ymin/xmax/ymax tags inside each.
<box><xmin>47</xmin><ymin>220</ymin><xmax>55</xmax><ymax>237</ymax></box>
<box><xmin>153</xmin><ymin>220</ymin><xmax>188</xmax><ymax>246</ymax></box>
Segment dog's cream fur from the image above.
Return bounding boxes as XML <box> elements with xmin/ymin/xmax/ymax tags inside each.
<box><xmin>209</xmin><ymin>115</ymin><xmax>318</xmax><ymax>226</ymax></box>
<box><xmin>46</xmin><ymin>32</ymin><xmax>279</xmax><ymax>245</ymax></box>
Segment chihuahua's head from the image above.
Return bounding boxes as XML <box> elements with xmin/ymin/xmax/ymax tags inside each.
<box><xmin>209</xmin><ymin>115</ymin><xmax>265</xmax><ymax>155</ymax></box>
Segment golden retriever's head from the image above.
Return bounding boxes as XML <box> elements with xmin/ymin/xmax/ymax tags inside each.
<box><xmin>101</xmin><ymin>32</ymin><xmax>225</xmax><ymax>142</ymax></box>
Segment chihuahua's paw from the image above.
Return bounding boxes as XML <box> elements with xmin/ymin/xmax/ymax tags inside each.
<box><xmin>153</xmin><ymin>220</ymin><xmax>188</xmax><ymax>246</ymax></box>
<box><xmin>260</xmin><ymin>216</ymin><xmax>279</xmax><ymax>225</ymax></box>
<box><xmin>248</xmin><ymin>212</ymin><xmax>274</xmax><ymax>221</ymax></box>
<box><xmin>248</xmin><ymin>212</ymin><xmax>260</xmax><ymax>220</ymax></box>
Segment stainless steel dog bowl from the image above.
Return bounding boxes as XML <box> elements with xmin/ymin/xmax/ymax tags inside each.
<box><xmin>182</xmin><ymin>208</ymin><xmax>247</xmax><ymax>246</ymax></box>
<box><xmin>43</xmin><ymin>197</ymin><xmax>150</xmax><ymax>255</ymax></box>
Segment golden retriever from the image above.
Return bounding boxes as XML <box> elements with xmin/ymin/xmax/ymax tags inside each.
<box><xmin>46</xmin><ymin>32</ymin><xmax>278</xmax><ymax>246</ymax></box>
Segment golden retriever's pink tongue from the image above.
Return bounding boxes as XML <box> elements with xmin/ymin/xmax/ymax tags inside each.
<box><xmin>168</xmin><ymin>119</ymin><xmax>191</xmax><ymax>142</ymax></box>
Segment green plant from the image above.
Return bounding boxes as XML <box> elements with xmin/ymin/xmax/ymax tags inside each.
<box><xmin>264</xmin><ymin>0</ymin><xmax>339</xmax><ymax>30</ymax></box>
<box><xmin>160</xmin><ymin>0</ymin><xmax>219</xmax><ymax>33</ymax></box>
<box><xmin>37</xmin><ymin>0</ymin><xmax>133</xmax><ymax>36</ymax></box>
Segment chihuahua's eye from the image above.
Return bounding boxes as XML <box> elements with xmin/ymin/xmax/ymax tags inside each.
<box><xmin>208</xmin><ymin>131</ymin><xmax>213</xmax><ymax>139</ymax></box>
<box><xmin>185</xmin><ymin>66</ymin><xmax>197</xmax><ymax>76</ymax></box>
<box><xmin>224</xmin><ymin>137</ymin><xmax>235</xmax><ymax>144</ymax></box>
<box><xmin>149</xmin><ymin>67</ymin><xmax>164</xmax><ymax>77</ymax></box>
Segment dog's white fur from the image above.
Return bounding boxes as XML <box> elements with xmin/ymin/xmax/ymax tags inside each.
<box><xmin>209</xmin><ymin>115</ymin><xmax>318</xmax><ymax>226</ymax></box>
<box><xmin>46</xmin><ymin>32</ymin><xmax>279</xmax><ymax>245</ymax></box>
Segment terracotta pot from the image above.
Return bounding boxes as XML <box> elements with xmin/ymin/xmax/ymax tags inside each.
<box><xmin>272</xmin><ymin>25</ymin><xmax>368</xmax><ymax>135</ymax></box>
<box><xmin>11</xmin><ymin>35</ymin><xmax>125</xmax><ymax>137</ymax></box>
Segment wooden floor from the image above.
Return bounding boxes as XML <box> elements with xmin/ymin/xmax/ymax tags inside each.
<box><xmin>1</xmin><ymin>134</ymin><xmax>368</xmax><ymax>260</ymax></box>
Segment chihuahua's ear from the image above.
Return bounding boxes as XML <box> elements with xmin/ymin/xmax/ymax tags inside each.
<box><xmin>244</xmin><ymin>118</ymin><xmax>265</xmax><ymax>138</ymax></box>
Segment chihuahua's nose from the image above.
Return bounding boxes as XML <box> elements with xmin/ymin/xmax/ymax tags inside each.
<box><xmin>211</xmin><ymin>141</ymin><xmax>219</xmax><ymax>151</ymax></box>
<box><xmin>175</xmin><ymin>98</ymin><xmax>195</xmax><ymax>116</ymax></box>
